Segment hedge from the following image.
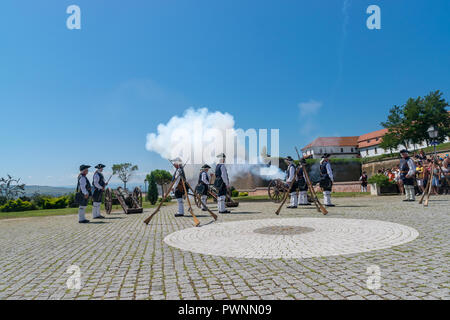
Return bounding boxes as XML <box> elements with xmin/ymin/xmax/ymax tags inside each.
<box><xmin>0</xmin><ymin>199</ymin><xmax>38</xmax><ymax>212</ymax></box>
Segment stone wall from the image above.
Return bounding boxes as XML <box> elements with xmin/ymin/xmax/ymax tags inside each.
<box><xmin>362</xmin><ymin>149</ymin><xmax>450</xmax><ymax>177</ymax></box>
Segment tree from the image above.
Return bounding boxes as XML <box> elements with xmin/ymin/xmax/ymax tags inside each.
<box><xmin>379</xmin><ymin>132</ymin><xmax>399</xmax><ymax>155</ymax></box>
<box><xmin>147</xmin><ymin>174</ymin><xmax>158</xmax><ymax>205</ymax></box>
<box><xmin>112</xmin><ymin>163</ymin><xmax>139</xmax><ymax>190</ymax></box>
<box><xmin>381</xmin><ymin>90</ymin><xmax>450</xmax><ymax>151</ymax></box>
<box><xmin>420</xmin><ymin>90</ymin><xmax>450</xmax><ymax>144</ymax></box>
<box><xmin>147</xmin><ymin>169</ymin><xmax>172</xmax><ymax>196</ymax></box>
<box><xmin>0</xmin><ymin>175</ymin><xmax>25</xmax><ymax>200</ymax></box>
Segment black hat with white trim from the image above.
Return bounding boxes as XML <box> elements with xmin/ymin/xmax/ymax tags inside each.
<box><xmin>95</xmin><ymin>164</ymin><xmax>106</xmax><ymax>169</ymax></box>
<box><xmin>79</xmin><ymin>165</ymin><xmax>91</xmax><ymax>171</ymax></box>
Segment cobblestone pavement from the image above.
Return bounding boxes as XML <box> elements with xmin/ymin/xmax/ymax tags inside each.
<box><xmin>0</xmin><ymin>196</ymin><xmax>448</xmax><ymax>300</ymax></box>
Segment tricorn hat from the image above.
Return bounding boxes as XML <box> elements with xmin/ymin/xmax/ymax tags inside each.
<box><xmin>216</xmin><ymin>153</ymin><xmax>226</xmax><ymax>158</ymax></box>
<box><xmin>285</xmin><ymin>156</ymin><xmax>294</xmax><ymax>162</ymax></box>
<box><xmin>201</xmin><ymin>164</ymin><xmax>211</xmax><ymax>169</ymax></box>
<box><xmin>321</xmin><ymin>153</ymin><xmax>331</xmax><ymax>159</ymax></box>
<box><xmin>399</xmin><ymin>149</ymin><xmax>409</xmax><ymax>154</ymax></box>
<box><xmin>79</xmin><ymin>164</ymin><xmax>91</xmax><ymax>171</ymax></box>
<box><xmin>95</xmin><ymin>164</ymin><xmax>106</xmax><ymax>169</ymax></box>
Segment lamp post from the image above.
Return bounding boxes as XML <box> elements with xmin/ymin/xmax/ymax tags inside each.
<box><xmin>427</xmin><ymin>125</ymin><xmax>438</xmax><ymax>160</ymax></box>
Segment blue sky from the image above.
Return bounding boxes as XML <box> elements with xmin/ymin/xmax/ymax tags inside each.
<box><xmin>1</xmin><ymin>0</ymin><xmax>449</xmax><ymax>186</ymax></box>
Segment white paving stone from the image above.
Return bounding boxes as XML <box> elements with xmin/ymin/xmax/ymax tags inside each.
<box><xmin>164</xmin><ymin>218</ymin><xmax>419</xmax><ymax>259</ymax></box>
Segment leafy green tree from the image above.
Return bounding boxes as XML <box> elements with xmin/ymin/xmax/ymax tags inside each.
<box><xmin>147</xmin><ymin>169</ymin><xmax>172</xmax><ymax>196</ymax></box>
<box><xmin>381</xmin><ymin>90</ymin><xmax>449</xmax><ymax>150</ymax></box>
<box><xmin>112</xmin><ymin>163</ymin><xmax>139</xmax><ymax>190</ymax></box>
<box><xmin>420</xmin><ymin>90</ymin><xmax>450</xmax><ymax>144</ymax></box>
<box><xmin>147</xmin><ymin>174</ymin><xmax>158</xmax><ymax>205</ymax></box>
<box><xmin>379</xmin><ymin>132</ymin><xmax>399</xmax><ymax>154</ymax></box>
<box><xmin>381</xmin><ymin>105</ymin><xmax>411</xmax><ymax>150</ymax></box>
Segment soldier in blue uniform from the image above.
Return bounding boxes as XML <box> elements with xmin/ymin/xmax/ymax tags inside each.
<box><xmin>214</xmin><ymin>153</ymin><xmax>231</xmax><ymax>214</ymax></box>
<box><xmin>297</xmin><ymin>158</ymin><xmax>311</xmax><ymax>205</ymax></box>
<box><xmin>399</xmin><ymin>149</ymin><xmax>416</xmax><ymax>201</ymax></box>
<box><xmin>197</xmin><ymin>164</ymin><xmax>211</xmax><ymax>211</ymax></box>
<box><xmin>319</xmin><ymin>154</ymin><xmax>335</xmax><ymax>207</ymax></box>
<box><xmin>285</xmin><ymin>156</ymin><xmax>298</xmax><ymax>208</ymax></box>
<box><xmin>171</xmin><ymin>157</ymin><xmax>186</xmax><ymax>217</ymax></box>
<box><xmin>76</xmin><ymin>165</ymin><xmax>91</xmax><ymax>223</ymax></box>
<box><xmin>92</xmin><ymin>164</ymin><xmax>107</xmax><ymax>219</ymax></box>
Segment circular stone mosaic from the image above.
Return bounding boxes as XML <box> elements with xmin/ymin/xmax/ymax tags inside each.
<box><xmin>164</xmin><ymin>218</ymin><xmax>419</xmax><ymax>259</ymax></box>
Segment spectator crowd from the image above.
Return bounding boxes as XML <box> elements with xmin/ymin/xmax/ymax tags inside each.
<box><xmin>365</xmin><ymin>150</ymin><xmax>449</xmax><ymax>196</ymax></box>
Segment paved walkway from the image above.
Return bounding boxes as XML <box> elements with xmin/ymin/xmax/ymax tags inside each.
<box><xmin>0</xmin><ymin>196</ymin><xmax>448</xmax><ymax>300</ymax></box>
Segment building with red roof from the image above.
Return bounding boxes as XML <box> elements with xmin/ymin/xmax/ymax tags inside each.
<box><xmin>301</xmin><ymin>136</ymin><xmax>360</xmax><ymax>159</ymax></box>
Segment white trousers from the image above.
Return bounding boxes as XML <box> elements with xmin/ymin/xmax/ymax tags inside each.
<box><xmin>201</xmin><ymin>195</ymin><xmax>208</xmax><ymax>209</ymax></box>
<box><xmin>92</xmin><ymin>202</ymin><xmax>101</xmax><ymax>218</ymax></box>
<box><xmin>289</xmin><ymin>192</ymin><xmax>298</xmax><ymax>207</ymax></box>
<box><xmin>405</xmin><ymin>185</ymin><xmax>415</xmax><ymax>200</ymax></box>
<box><xmin>323</xmin><ymin>191</ymin><xmax>332</xmax><ymax>205</ymax></box>
<box><xmin>298</xmin><ymin>191</ymin><xmax>308</xmax><ymax>204</ymax></box>
<box><xmin>78</xmin><ymin>206</ymin><xmax>87</xmax><ymax>222</ymax></box>
<box><xmin>361</xmin><ymin>186</ymin><xmax>367</xmax><ymax>192</ymax></box>
<box><xmin>177</xmin><ymin>198</ymin><xmax>185</xmax><ymax>214</ymax></box>
<box><xmin>218</xmin><ymin>195</ymin><xmax>226</xmax><ymax>212</ymax></box>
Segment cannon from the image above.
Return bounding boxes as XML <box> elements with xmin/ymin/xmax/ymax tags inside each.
<box><xmin>268</xmin><ymin>178</ymin><xmax>314</xmax><ymax>203</ymax></box>
<box><xmin>104</xmin><ymin>186</ymin><xmax>143</xmax><ymax>214</ymax></box>
<box><xmin>193</xmin><ymin>184</ymin><xmax>239</xmax><ymax>208</ymax></box>
<box><xmin>267</xmin><ymin>179</ymin><xmax>289</xmax><ymax>203</ymax></box>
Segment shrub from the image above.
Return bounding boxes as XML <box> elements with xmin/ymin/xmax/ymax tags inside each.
<box><xmin>238</xmin><ymin>192</ymin><xmax>248</xmax><ymax>197</ymax></box>
<box><xmin>0</xmin><ymin>199</ymin><xmax>37</xmax><ymax>212</ymax></box>
<box><xmin>31</xmin><ymin>193</ymin><xmax>48</xmax><ymax>208</ymax></box>
<box><xmin>42</xmin><ymin>196</ymin><xmax>68</xmax><ymax>209</ymax></box>
<box><xmin>231</xmin><ymin>189</ymin><xmax>239</xmax><ymax>197</ymax></box>
<box><xmin>67</xmin><ymin>193</ymin><xmax>79</xmax><ymax>208</ymax></box>
<box><xmin>0</xmin><ymin>196</ymin><xmax>7</xmax><ymax>206</ymax></box>
<box><xmin>147</xmin><ymin>175</ymin><xmax>158</xmax><ymax>205</ymax></box>
<box><xmin>159</xmin><ymin>195</ymin><xmax>172</xmax><ymax>202</ymax></box>
<box><xmin>367</xmin><ymin>174</ymin><xmax>395</xmax><ymax>187</ymax></box>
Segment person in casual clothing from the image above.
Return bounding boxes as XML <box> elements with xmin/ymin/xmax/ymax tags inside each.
<box><xmin>431</xmin><ymin>160</ymin><xmax>442</xmax><ymax>195</ymax></box>
<box><xmin>359</xmin><ymin>171</ymin><xmax>368</xmax><ymax>192</ymax></box>
<box><xmin>415</xmin><ymin>162</ymin><xmax>424</xmax><ymax>195</ymax></box>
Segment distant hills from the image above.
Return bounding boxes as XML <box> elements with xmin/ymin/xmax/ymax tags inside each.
<box><xmin>24</xmin><ymin>185</ymin><xmax>74</xmax><ymax>196</ymax></box>
<box><xmin>23</xmin><ymin>182</ymin><xmax>147</xmax><ymax>197</ymax></box>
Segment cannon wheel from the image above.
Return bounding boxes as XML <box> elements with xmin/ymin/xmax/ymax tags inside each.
<box><xmin>133</xmin><ymin>187</ymin><xmax>143</xmax><ymax>207</ymax></box>
<box><xmin>193</xmin><ymin>184</ymin><xmax>202</xmax><ymax>208</ymax></box>
<box><xmin>105</xmin><ymin>188</ymin><xmax>113</xmax><ymax>214</ymax></box>
<box><xmin>268</xmin><ymin>179</ymin><xmax>288</xmax><ymax>203</ymax></box>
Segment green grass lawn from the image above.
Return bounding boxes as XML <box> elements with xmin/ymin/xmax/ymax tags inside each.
<box><xmin>0</xmin><ymin>201</ymin><xmax>174</xmax><ymax>220</ymax></box>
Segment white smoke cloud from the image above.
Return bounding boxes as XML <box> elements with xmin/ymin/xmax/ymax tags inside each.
<box><xmin>146</xmin><ymin>108</ymin><xmax>235</xmax><ymax>164</ymax></box>
<box><xmin>145</xmin><ymin>108</ymin><xmax>285</xmax><ymax>182</ymax></box>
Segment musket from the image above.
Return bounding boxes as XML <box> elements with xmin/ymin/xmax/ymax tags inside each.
<box><xmin>295</xmin><ymin>147</ymin><xmax>328</xmax><ymax>215</ymax></box>
<box><xmin>168</xmin><ymin>159</ymin><xmax>217</xmax><ymax>221</ymax></box>
<box><xmin>143</xmin><ymin>177</ymin><xmax>177</xmax><ymax>225</ymax></box>
<box><xmin>275</xmin><ymin>155</ymin><xmax>304</xmax><ymax>215</ymax></box>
